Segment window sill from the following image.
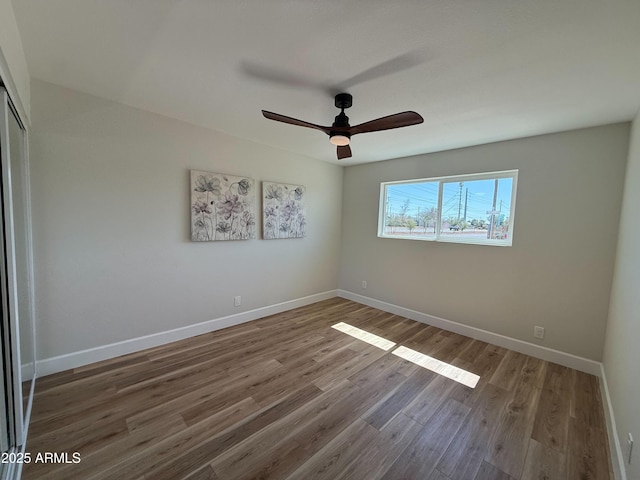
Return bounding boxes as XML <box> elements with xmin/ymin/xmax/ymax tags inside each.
<box><xmin>377</xmin><ymin>234</ymin><xmax>512</xmax><ymax>247</ymax></box>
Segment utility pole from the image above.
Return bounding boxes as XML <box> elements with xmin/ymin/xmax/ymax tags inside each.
<box><xmin>463</xmin><ymin>188</ymin><xmax>468</xmax><ymax>221</ymax></box>
<box><xmin>488</xmin><ymin>179</ymin><xmax>498</xmax><ymax>239</ymax></box>
<box><xmin>386</xmin><ymin>199</ymin><xmax>391</xmax><ymax>232</ymax></box>
<box><xmin>457</xmin><ymin>182</ymin><xmax>464</xmax><ymax>220</ymax></box>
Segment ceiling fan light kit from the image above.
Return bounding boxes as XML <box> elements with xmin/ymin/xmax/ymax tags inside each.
<box><xmin>261</xmin><ymin>93</ymin><xmax>424</xmax><ymax>160</ymax></box>
<box><xmin>329</xmin><ymin>133</ymin><xmax>350</xmax><ymax>146</ymax></box>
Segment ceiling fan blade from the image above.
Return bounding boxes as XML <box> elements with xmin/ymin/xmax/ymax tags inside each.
<box><xmin>334</xmin><ymin>52</ymin><xmax>426</xmax><ymax>93</ymax></box>
<box><xmin>350</xmin><ymin>111</ymin><xmax>424</xmax><ymax>135</ymax></box>
<box><xmin>242</xmin><ymin>61</ymin><xmax>328</xmax><ymax>91</ymax></box>
<box><xmin>337</xmin><ymin>144</ymin><xmax>352</xmax><ymax>160</ymax></box>
<box><xmin>262</xmin><ymin>111</ymin><xmax>331</xmax><ymax>134</ymax></box>
<box><xmin>243</xmin><ymin>53</ymin><xmax>427</xmax><ymax>98</ymax></box>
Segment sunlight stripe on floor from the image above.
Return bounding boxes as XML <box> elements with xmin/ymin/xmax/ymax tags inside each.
<box><xmin>391</xmin><ymin>345</ymin><xmax>480</xmax><ymax>388</ymax></box>
<box><xmin>331</xmin><ymin>322</ymin><xmax>397</xmax><ymax>351</ymax></box>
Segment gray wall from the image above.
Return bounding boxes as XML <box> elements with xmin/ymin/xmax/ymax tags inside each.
<box><xmin>29</xmin><ymin>80</ymin><xmax>343</xmax><ymax>360</ymax></box>
<box><xmin>603</xmin><ymin>114</ymin><xmax>640</xmax><ymax>479</ymax></box>
<box><xmin>0</xmin><ymin>0</ymin><xmax>30</xmax><ymax>119</ymax></box>
<box><xmin>339</xmin><ymin>124</ymin><xmax>629</xmax><ymax>360</ymax></box>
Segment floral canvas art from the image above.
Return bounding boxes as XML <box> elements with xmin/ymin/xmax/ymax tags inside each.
<box><xmin>262</xmin><ymin>182</ymin><xmax>306</xmax><ymax>239</ymax></box>
<box><xmin>190</xmin><ymin>170</ymin><xmax>256</xmax><ymax>241</ymax></box>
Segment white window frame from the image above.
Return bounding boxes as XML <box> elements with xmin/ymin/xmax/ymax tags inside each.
<box><xmin>378</xmin><ymin>169</ymin><xmax>518</xmax><ymax>247</ymax></box>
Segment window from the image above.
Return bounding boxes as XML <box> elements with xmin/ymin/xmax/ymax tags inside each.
<box><xmin>378</xmin><ymin>170</ymin><xmax>518</xmax><ymax>246</ymax></box>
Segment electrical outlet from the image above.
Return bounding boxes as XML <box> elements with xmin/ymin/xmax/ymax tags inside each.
<box><xmin>628</xmin><ymin>433</ymin><xmax>634</xmax><ymax>464</ymax></box>
<box><xmin>234</xmin><ymin>295</ymin><xmax>241</xmax><ymax>307</ymax></box>
<box><xmin>362</xmin><ymin>280</ymin><xmax>367</xmax><ymax>289</ymax></box>
<box><xmin>533</xmin><ymin>326</ymin><xmax>545</xmax><ymax>339</ymax></box>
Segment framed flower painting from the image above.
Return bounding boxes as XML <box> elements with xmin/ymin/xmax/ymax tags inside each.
<box><xmin>190</xmin><ymin>170</ymin><xmax>256</xmax><ymax>241</ymax></box>
<box><xmin>262</xmin><ymin>181</ymin><xmax>306</xmax><ymax>239</ymax></box>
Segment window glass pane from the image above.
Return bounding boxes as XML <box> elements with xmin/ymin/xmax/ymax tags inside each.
<box><xmin>379</xmin><ymin>170</ymin><xmax>516</xmax><ymax>246</ymax></box>
<box><xmin>440</xmin><ymin>177</ymin><xmax>513</xmax><ymax>242</ymax></box>
<box><xmin>382</xmin><ymin>181</ymin><xmax>439</xmax><ymax>239</ymax></box>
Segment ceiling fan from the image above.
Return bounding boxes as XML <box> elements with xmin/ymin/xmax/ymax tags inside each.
<box><xmin>262</xmin><ymin>93</ymin><xmax>424</xmax><ymax>160</ymax></box>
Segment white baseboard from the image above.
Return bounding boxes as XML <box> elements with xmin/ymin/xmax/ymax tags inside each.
<box><xmin>36</xmin><ymin>290</ymin><xmax>337</xmax><ymax>377</ymax></box>
<box><xmin>337</xmin><ymin>289</ymin><xmax>602</xmax><ymax>376</ymax></box>
<box><xmin>599</xmin><ymin>365</ymin><xmax>627</xmax><ymax>480</ymax></box>
<box><xmin>37</xmin><ymin>288</ymin><xmax>603</xmax><ymax>377</ymax></box>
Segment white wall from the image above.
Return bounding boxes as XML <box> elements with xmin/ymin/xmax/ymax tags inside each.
<box><xmin>603</xmin><ymin>114</ymin><xmax>640</xmax><ymax>479</ymax></box>
<box><xmin>339</xmin><ymin>124</ymin><xmax>629</xmax><ymax>361</ymax></box>
<box><xmin>29</xmin><ymin>79</ymin><xmax>343</xmax><ymax>360</ymax></box>
<box><xmin>0</xmin><ymin>0</ymin><xmax>30</xmax><ymax>120</ymax></box>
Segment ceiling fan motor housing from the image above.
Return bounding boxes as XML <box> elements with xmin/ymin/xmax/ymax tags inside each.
<box><xmin>333</xmin><ymin>111</ymin><xmax>350</xmax><ymax>128</ymax></box>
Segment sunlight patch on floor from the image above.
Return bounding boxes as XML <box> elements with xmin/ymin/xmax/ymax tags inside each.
<box><xmin>331</xmin><ymin>322</ymin><xmax>479</xmax><ymax>388</ymax></box>
<box><xmin>391</xmin><ymin>345</ymin><xmax>480</xmax><ymax>388</ymax></box>
<box><xmin>331</xmin><ymin>322</ymin><xmax>397</xmax><ymax>351</ymax></box>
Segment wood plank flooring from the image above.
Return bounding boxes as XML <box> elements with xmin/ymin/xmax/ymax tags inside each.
<box><xmin>23</xmin><ymin>298</ymin><xmax>613</xmax><ymax>480</ymax></box>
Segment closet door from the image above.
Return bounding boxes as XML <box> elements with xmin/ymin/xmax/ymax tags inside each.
<box><xmin>0</xmin><ymin>85</ymin><xmax>35</xmax><ymax>478</ymax></box>
<box><xmin>4</xmin><ymin>89</ymin><xmax>35</xmax><ymax>426</ymax></box>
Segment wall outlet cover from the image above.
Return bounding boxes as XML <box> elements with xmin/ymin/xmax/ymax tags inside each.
<box><xmin>534</xmin><ymin>326</ymin><xmax>545</xmax><ymax>339</ymax></box>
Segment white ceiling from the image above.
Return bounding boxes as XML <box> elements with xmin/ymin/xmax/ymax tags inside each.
<box><xmin>11</xmin><ymin>0</ymin><xmax>640</xmax><ymax>165</ymax></box>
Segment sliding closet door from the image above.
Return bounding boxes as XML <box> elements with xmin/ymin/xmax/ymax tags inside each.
<box><xmin>0</xmin><ymin>85</ymin><xmax>35</xmax><ymax>477</ymax></box>
<box><xmin>5</xmin><ymin>90</ymin><xmax>34</xmax><ymax>423</ymax></box>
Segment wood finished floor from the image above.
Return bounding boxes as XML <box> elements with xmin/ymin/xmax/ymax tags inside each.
<box><xmin>24</xmin><ymin>298</ymin><xmax>612</xmax><ymax>480</ymax></box>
